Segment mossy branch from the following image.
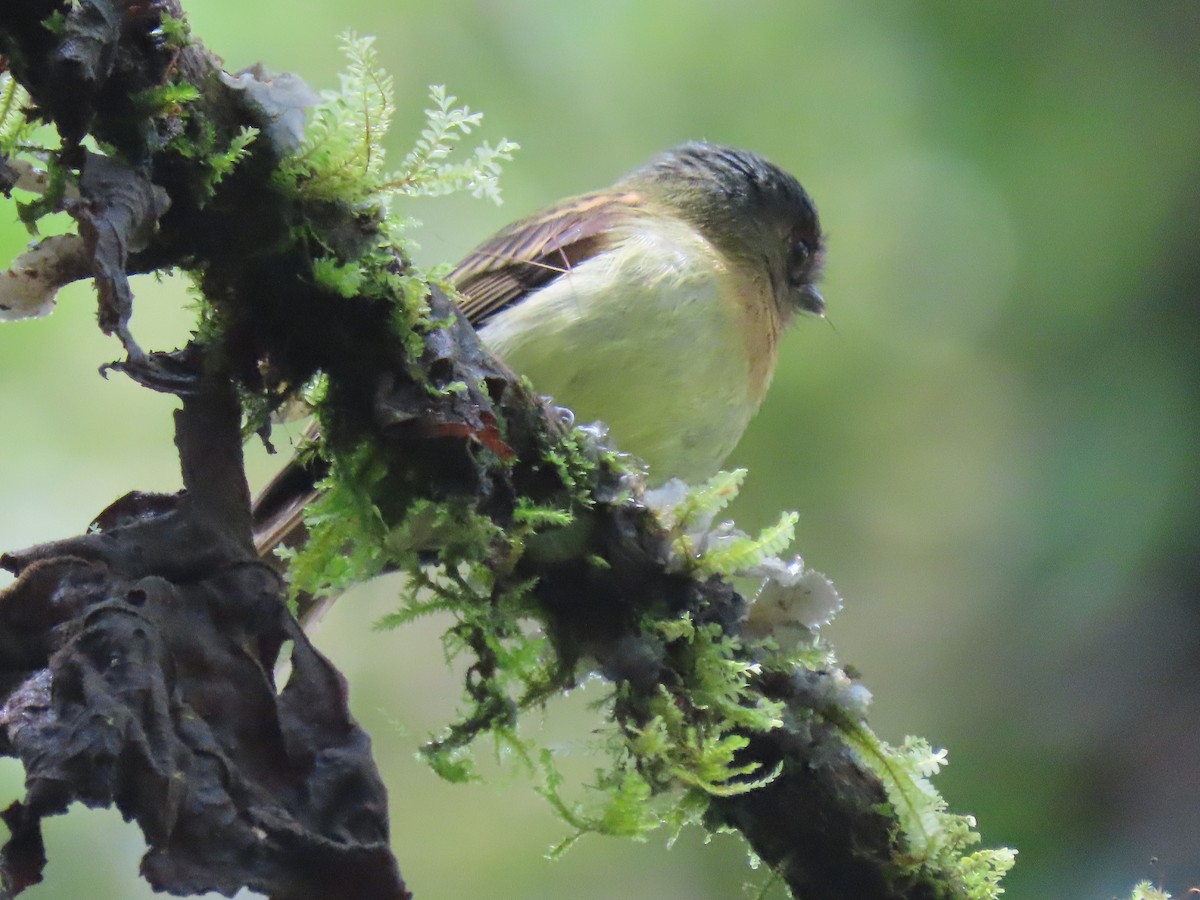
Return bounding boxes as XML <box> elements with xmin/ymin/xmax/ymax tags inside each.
<box><xmin>0</xmin><ymin>2</ymin><xmax>1011</xmax><ymax>898</ymax></box>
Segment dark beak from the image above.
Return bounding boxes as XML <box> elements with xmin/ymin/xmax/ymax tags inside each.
<box><xmin>797</xmin><ymin>284</ymin><xmax>824</xmax><ymax>316</ymax></box>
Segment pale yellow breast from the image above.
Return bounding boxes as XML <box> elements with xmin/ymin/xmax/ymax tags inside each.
<box><xmin>479</xmin><ymin>217</ymin><xmax>782</xmax><ymax>482</ymax></box>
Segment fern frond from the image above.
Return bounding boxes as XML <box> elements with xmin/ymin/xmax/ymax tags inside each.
<box><xmin>835</xmin><ymin>723</ymin><xmax>1016</xmax><ymax>899</ymax></box>
<box><xmin>276</xmin><ymin>43</ymin><xmax>517</xmax><ymax>214</ymax></box>
<box><xmin>383</xmin><ymin>86</ymin><xmax>518</xmax><ymax>203</ymax></box>
<box><xmin>0</xmin><ymin>74</ymin><xmax>35</xmax><ymax>153</ymax></box>
<box><xmin>276</xmin><ymin>31</ymin><xmax>396</xmax><ymax>202</ymax></box>
<box><xmin>673</xmin><ymin>468</ymin><xmax>746</xmax><ymax>532</ymax></box>
<box><xmin>699</xmin><ymin>511</ymin><xmax>798</xmax><ymax>576</ymax></box>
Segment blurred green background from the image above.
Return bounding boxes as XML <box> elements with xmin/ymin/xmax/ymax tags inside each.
<box><xmin>2</xmin><ymin>1</ymin><xmax>1198</xmax><ymax>897</ymax></box>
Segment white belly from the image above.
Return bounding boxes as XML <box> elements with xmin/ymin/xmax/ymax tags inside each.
<box><xmin>478</xmin><ymin>222</ymin><xmax>768</xmax><ymax>482</ymax></box>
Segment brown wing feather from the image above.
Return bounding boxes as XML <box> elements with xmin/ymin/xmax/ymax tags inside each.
<box><xmin>451</xmin><ymin>190</ymin><xmax>646</xmax><ymax>326</ymax></box>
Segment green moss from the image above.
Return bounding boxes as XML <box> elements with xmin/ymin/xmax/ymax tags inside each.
<box><xmin>311</xmin><ymin>255</ymin><xmax>366</xmax><ymax>298</ymax></box>
<box><xmin>153</xmin><ymin>13</ymin><xmax>192</xmax><ymax>50</ymax></box>
<box><xmin>1128</xmin><ymin>882</ymin><xmax>1171</xmax><ymax>900</ymax></box>
<box><xmin>131</xmin><ymin>81</ymin><xmax>201</xmax><ymax>118</ymax></box>
<box><xmin>221</xmin><ymin>31</ymin><xmax>1016</xmax><ymax>897</ymax></box>
<box><xmin>40</xmin><ymin>10</ymin><xmax>66</xmax><ymax>36</ymax></box>
<box><xmin>202</xmin><ymin>126</ymin><xmax>259</xmax><ymax>194</ymax></box>
<box><xmin>829</xmin><ymin>713</ymin><xmax>1016</xmax><ymax>898</ymax></box>
<box><xmin>0</xmin><ymin>75</ymin><xmax>36</xmax><ymax>155</ymax></box>
<box><xmin>273</xmin><ymin>33</ymin><xmax>517</xmax><ymax>215</ymax></box>
<box><xmin>279</xmin><ymin>441</ymin><xmax>393</xmax><ymax>601</ymax></box>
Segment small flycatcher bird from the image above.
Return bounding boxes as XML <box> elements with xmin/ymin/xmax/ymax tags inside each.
<box><xmin>252</xmin><ymin>142</ymin><xmax>823</xmax><ymax>564</ymax></box>
<box><xmin>449</xmin><ymin>140</ymin><xmax>824</xmax><ymax>481</ymax></box>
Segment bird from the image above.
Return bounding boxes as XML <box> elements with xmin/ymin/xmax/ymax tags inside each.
<box><xmin>252</xmin><ymin>141</ymin><xmax>824</xmax><ymax>598</ymax></box>
<box><xmin>447</xmin><ymin>140</ymin><xmax>824</xmax><ymax>481</ymax></box>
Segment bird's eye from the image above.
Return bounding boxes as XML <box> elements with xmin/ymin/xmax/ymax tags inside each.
<box><xmin>787</xmin><ymin>240</ymin><xmax>812</xmax><ymax>286</ymax></box>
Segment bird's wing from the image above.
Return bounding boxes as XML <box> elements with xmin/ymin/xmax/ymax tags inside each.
<box><xmin>451</xmin><ymin>190</ymin><xmax>647</xmax><ymax>326</ymax></box>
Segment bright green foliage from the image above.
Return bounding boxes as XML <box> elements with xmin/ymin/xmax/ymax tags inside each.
<box><xmin>288</xmin><ymin>435</ymin><xmax>584</xmax><ymax>784</ymax></box>
<box><xmin>539</xmin><ymin>753</ymin><xmax>663</xmax><ymax>856</ymax></box>
<box><xmin>539</xmin><ymin>419</ymin><xmax>603</xmax><ymax>500</ymax></box>
<box><xmin>154</xmin><ymin>91</ymin><xmax>259</xmax><ymax>202</ymax></box>
<box><xmin>203</xmin><ymin>126</ymin><xmax>258</xmax><ymax>191</ymax></box>
<box><xmin>384</xmin><ymin>84</ymin><xmax>519</xmax><ymax>204</ymax></box>
<box><xmin>836</xmin><ymin>724</ymin><xmax>1016</xmax><ymax>898</ymax></box>
<box><xmin>373</xmin><ymin>548</ymin><xmax>549</xmax><ymax>787</ymax></box>
<box><xmin>643</xmin><ymin>619</ymin><xmax>782</xmax><ymax>796</ymax></box>
<box><xmin>132</xmin><ymin>81</ymin><xmax>201</xmax><ymax>117</ymax></box>
<box><xmin>261</xmin><ymin>31</ymin><xmax>516</xmax><ymax>391</ymax></box>
<box><xmin>2</xmin><ymin>62</ymin><xmax>254</xmax><ymax>221</ymax></box>
<box><xmin>0</xmin><ymin>75</ymin><xmax>37</xmax><ymax>155</ymax></box>
<box><xmin>278</xmin><ymin>442</ymin><xmax>392</xmax><ymax>600</ymax></box>
<box><xmin>659</xmin><ymin>468</ymin><xmax>745</xmax><ymax>533</ymax></box>
<box><xmin>288</xmin><ymin>460</ymin><xmax>508</xmax><ymax>605</ymax></box>
<box><xmin>1129</xmin><ymin>882</ymin><xmax>1171</xmax><ymax>900</ymax></box>
<box><xmin>384</xmin><ymin>515</ymin><xmax>568</xmax><ymax>784</ymax></box>
<box><xmin>275</xmin><ymin>33</ymin><xmax>396</xmax><ymax>204</ymax></box>
<box><xmin>651</xmin><ymin>469</ymin><xmax>800</xmax><ymax>576</ymax></box>
<box><xmin>152</xmin><ymin>13</ymin><xmax>191</xmax><ymax>49</ymax></box>
<box><xmin>267</xmin><ymin>32</ymin><xmax>538</xmax><ymax>651</ymax></box>
<box><xmin>14</xmin><ymin>159</ymin><xmax>66</xmax><ymax>233</ymax></box>
<box><xmin>40</xmin><ymin>9</ymin><xmax>66</xmax><ymax>35</ymax></box>
<box><xmin>0</xmin><ymin>74</ymin><xmax>64</xmax><ymax>232</ymax></box>
<box><xmin>512</xmin><ymin>498</ymin><xmax>574</xmax><ymax>530</ymax></box>
<box><xmin>275</xmin><ymin>33</ymin><xmax>517</xmax><ymax>211</ymax></box>
<box><xmin>652</xmin><ymin>615</ymin><xmax>784</xmax><ymax>738</ymax></box>
<box><xmin>697</xmin><ymin>510</ymin><xmax>798</xmax><ymax>576</ymax></box>
<box><xmin>539</xmin><ymin>613</ymin><xmax>784</xmax><ymax>856</ymax></box>
<box><xmin>954</xmin><ymin>848</ymin><xmax>1018</xmax><ymax>900</ymax></box>
<box><xmin>311</xmin><ymin>255</ymin><xmax>366</xmax><ymax>298</ymax></box>
<box><xmin>613</xmin><ymin>471</ymin><xmax>1015</xmax><ymax>896</ymax></box>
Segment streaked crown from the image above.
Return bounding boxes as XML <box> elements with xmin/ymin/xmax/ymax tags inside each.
<box><xmin>620</xmin><ymin>142</ymin><xmax>824</xmax><ymax>316</ymax></box>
